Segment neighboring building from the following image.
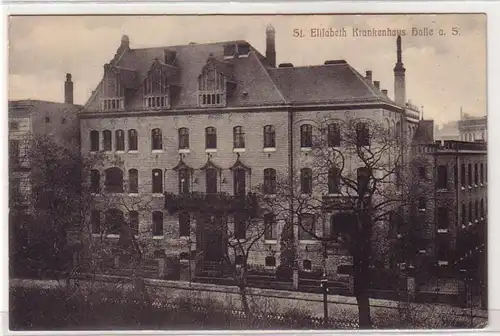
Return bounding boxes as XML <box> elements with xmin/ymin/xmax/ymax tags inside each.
<box><xmin>458</xmin><ymin>112</ymin><xmax>487</xmax><ymax>142</ymax></box>
<box><xmin>9</xmin><ymin>74</ymin><xmax>82</xmax><ymax>218</ymax></box>
<box><xmin>434</xmin><ymin>121</ymin><xmax>459</xmax><ymax>141</ymax></box>
<box><xmin>79</xmin><ymin>28</ymin><xmax>421</xmax><ymax>278</ymax></box>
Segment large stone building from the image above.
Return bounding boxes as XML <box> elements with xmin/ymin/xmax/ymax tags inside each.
<box><xmin>80</xmin><ymin>27</ymin><xmax>422</xmax><ymax>277</ymax></box>
<box><xmin>458</xmin><ymin>111</ymin><xmax>487</xmax><ymax>142</ymax></box>
<box><xmin>9</xmin><ymin>74</ymin><xmax>81</xmax><ymax>218</ymax></box>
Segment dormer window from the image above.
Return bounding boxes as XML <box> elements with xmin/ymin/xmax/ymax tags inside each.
<box><xmin>100</xmin><ymin>67</ymin><xmax>124</xmax><ymax>111</ymax></box>
<box><xmin>198</xmin><ymin>63</ymin><xmax>227</xmax><ymax>108</ymax></box>
<box><xmin>144</xmin><ymin>63</ymin><xmax>170</xmax><ymax>109</ymax></box>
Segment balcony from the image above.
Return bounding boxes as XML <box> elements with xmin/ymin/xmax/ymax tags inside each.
<box><xmin>164</xmin><ymin>192</ymin><xmax>258</xmax><ymax>216</ymax></box>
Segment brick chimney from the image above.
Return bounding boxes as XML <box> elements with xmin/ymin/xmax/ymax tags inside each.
<box><xmin>393</xmin><ymin>35</ymin><xmax>406</xmax><ymax>106</ymax></box>
<box><xmin>374</xmin><ymin>81</ymin><xmax>380</xmax><ymax>89</ymax></box>
<box><xmin>64</xmin><ymin>73</ymin><xmax>73</xmax><ymax>104</ymax></box>
<box><xmin>382</xmin><ymin>89</ymin><xmax>388</xmax><ymax>95</ymax></box>
<box><xmin>266</xmin><ymin>25</ymin><xmax>276</xmax><ymax>67</ymax></box>
<box><xmin>365</xmin><ymin>70</ymin><xmax>372</xmax><ymax>83</ymax></box>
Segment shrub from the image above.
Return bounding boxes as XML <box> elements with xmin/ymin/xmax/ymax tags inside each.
<box><xmin>275</xmin><ymin>264</ymin><xmax>293</xmax><ymax>281</ymax></box>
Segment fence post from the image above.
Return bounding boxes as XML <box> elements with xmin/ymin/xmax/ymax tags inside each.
<box><xmin>158</xmin><ymin>257</ymin><xmax>166</xmax><ymax>279</ymax></box>
<box><xmin>293</xmin><ymin>269</ymin><xmax>299</xmax><ymax>290</ymax></box>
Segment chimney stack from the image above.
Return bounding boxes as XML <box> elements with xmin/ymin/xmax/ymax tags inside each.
<box><xmin>382</xmin><ymin>89</ymin><xmax>388</xmax><ymax>95</ymax></box>
<box><xmin>393</xmin><ymin>35</ymin><xmax>406</xmax><ymax>106</ymax></box>
<box><xmin>365</xmin><ymin>70</ymin><xmax>372</xmax><ymax>83</ymax></box>
<box><xmin>64</xmin><ymin>73</ymin><xmax>73</xmax><ymax>104</ymax></box>
<box><xmin>374</xmin><ymin>81</ymin><xmax>380</xmax><ymax>89</ymax></box>
<box><xmin>266</xmin><ymin>25</ymin><xmax>276</xmax><ymax>67</ymax></box>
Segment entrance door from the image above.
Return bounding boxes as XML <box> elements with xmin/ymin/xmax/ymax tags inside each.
<box><xmin>196</xmin><ymin>214</ymin><xmax>226</xmax><ymax>262</ymax></box>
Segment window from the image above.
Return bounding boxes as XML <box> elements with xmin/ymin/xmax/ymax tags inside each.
<box><xmin>417</xmin><ymin>167</ymin><xmax>426</xmax><ymax>179</ymax></box>
<box><xmin>90</xmin><ymin>170</ymin><xmax>100</xmax><ymax>193</ymax></box>
<box><xmin>263</xmin><ymin>125</ymin><xmax>276</xmax><ymax>148</ymax></box>
<box><xmin>105</xmin><ymin>209</ymin><xmax>124</xmax><ymax>235</ymax></box>
<box><xmin>300</xmin><ymin>168</ymin><xmax>312</xmax><ymax>194</ymax></box>
<box><xmin>178</xmin><ymin>169</ymin><xmax>190</xmax><ymax>194</ymax></box>
<box><xmin>151</xmin><ymin>128</ymin><xmax>163</xmax><ymax>151</ymax></box>
<box><xmin>45</xmin><ymin>116</ymin><xmax>51</xmax><ymax>123</ymax></box>
<box><xmin>91</xmin><ymin>210</ymin><xmax>101</xmax><ymax>234</ymax></box>
<box><xmin>300</xmin><ymin>124</ymin><xmax>313</xmax><ymax>148</ymax></box>
<box><xmin>104</xmin><ymin>167</ymin><xmax>123</xmax><ymax>193</ymax></box>
<box><xmin>179</xmin><ymin>212</ymin><xmax>190</xmax><ymax>237</ymax></box>
<box><xmin>480</xmin><ymin>199</ymin><xmax>485</xmax><ymax>218</ymax></box>
<box><xmin>235</xmin><ymin>255</ymin><xmax>244</xmax><ymax>265</ymax></box>
<box><xmin>103</xmin><ymin>130</ymin><xmax>112</xmax><ymax>151</ymax></box>
<box><xmin>152</xmin><ymin>211</ymin><xmax>164</xmax><ymax>236</ymax></box>
<box><xmin>299</xmin><ymin>214</ymin><xmax>315</xmax><ymax>240</ymax></box>
<box><xmin>152</xmin><ymin>169</ymin><xmax>163</xmax><ymax>194</ymax></box>
<box><xmin>468</xmin><ymin>163</ymin><xmax>472</xmax><ymax>185</ymax></box>
<box><xmin>234</xmin><ymin>213</ymin><xmax>246</xmax><ymax>239</ymax></box>
<box><xmin>418</xmin><ymin>198</ymin><xmax>426</xmax><ymax>210</ymax></box>
<box><xmin>328</xmin><ymin>167</ymin><xmax>341</xmax><ymax>194</ymax></box>
<box><xmin>303</xmin><ymin>260</ymin><xmax>312</xmax><ymax>270</ymax></box>
<box><xmin>475</xmin><ymin>201</ymin><xmax>479</xmax><ymax>220</ymax></box>
<box><xmin>461</xmin><ymin>203</ymin><xmax>466</xmax><ymax>226</ymax></box>
<box><xmin>437</xmin><ymin>207</ymin><xmax>448</xmax><ymax>230</ymax></box>
<box><xmin>61</xmin><ymin>117</ymin><xmax>66</xmax><ymax>124</ymax></box>
<box><xmin>474</xmin><ymin>163</ymin><xmax>478</xmax><ymax>185</ymax></box>
<box><xmin>233</xmin><ymin>126</ymin><xmax>245</xmax><ymax>149</ymax></box>
<box><xmin>144</xmin><ymin>95</ymin><xmax>169</xmax><ymax>108</ymax></box>
<box><xmin>101</xmin><ymin>98</ymin><xmax>124</xmax><ymax>111</ymax></box>
<box><xmin>330</xmin><ymin>212</ymin><xmax>355</xmax><ymax>242</ymax></box>
<box><xmin>264</xmin><ymin>213</ymin><xmax>277</xmax><ymax>240</ymax></box>
<box><xmin>357</xmin><ymin>167</ymin><xmax>370</xmax><ymax>193</ymax></box>
<box><xmin>264</xmin><ymin>168</ymin><xmax>276</xmax><ymax>194</ymax></box>
<box><xmin>115</xmin><ymin>130</ymin><xmax>125</xmax><ymax>151</ymax></box>
<box><xmin>128</xmin><ymin>169</ymin><xmax>138</xmax><ymax>193</ymax></box>
<box><xmin>327</xmin><ymin>123</ymin><xmax>341</xmax><ymax>147</ymax></box>
<box><xmin>129</xmin><ymin>211</ymin><xmax>139</xmax><ymax>236</ymax></box>
<box><xmin>453</xmin><ymin>164</ymin><xmax>458</xmax><ymax>186</ymax></box>
<box><xmin>356</xmin><ymin>122</ymin><xmax>370</xmax><ymax>147</ymax></box>
<box><xmin>265</xmin><ymin>256</ymin><xmax>276</xmax><ymax>267</ymax></box>
<box><xmin>128</xmin><ymin>129</ymin><xmax>138</xmax><ymax>151</ymax></box>
<box><xmin>460</xmin><ymin>164</ymin><xmax>465</xmax><ymax>186</ymax></box>
<box><xmin>468</xmin><ymin>201</ymin><xmax>473</xmax><ymax>223</ymax></box>
<box><xmin>205</xmin><ymin>127</ymin><xmax>217</xmax><ymax>149</ymax></box>
<box><xmin>480</xmin><ymin>163</ymin><xmax>484</xmax><ymax>184</ymax></box>
<box><xmin>9</xmin><ymin>140</ymin><xmax>20</xmax><ymax>166</ymax></box>
<box><xmin>178</xmin><ymin>128</ymin><xmax>189</xmax><ymax>150</ymax></box>
<box><xmin>9</xmin><ymin>121</ymin><xmax>19</xmax><ymax>131</ymax></box>
<box><xmin>144</xmin><ymin>69</ymin><xmax>169</xmax><ymax>108</ymax></box>
<box><xmin>198</xmin><ymin>66</ymin><xmax>226</xmax><ymax>107</ymax></box>
<box><xmin>90</xmin><ymin>130</ymin><xmax>100</xmax><ymax>151</ymax></box>
<box><xmin>206</xmin><ymin>169</ymin><xmax>218</xmax><ymax>194</ymax></box>
<box><xmin>233</xmin><ymin>169</ymin><xmax>246</xmax><ymax>196</ymax></box>
<box><xmin>436</xmin><ymin>165</ymin><xmax>448</xmax><ymax>189</ymax></box>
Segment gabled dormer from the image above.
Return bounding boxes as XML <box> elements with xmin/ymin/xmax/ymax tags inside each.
<box><xmin>100</xmin><ymin>64</ymin><xmax>137</xmax><ymax>111</ymax></box>
<box><xmin>197</xmin><ymin>53</ymin><xmax>235</xmax><ymax>108</ymax></box>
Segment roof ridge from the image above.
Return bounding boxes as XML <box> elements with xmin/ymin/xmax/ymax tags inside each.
<box><xmin>129</xmin><ymin>39</ymin><xmax>249</xmax><ymax>52</ymax></box>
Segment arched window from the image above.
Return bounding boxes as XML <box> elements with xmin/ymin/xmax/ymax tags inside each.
<box><xmin>327</xmin><ymin>123</ymin><xmax>341</xmax><ymax>147</ymax></box>
<box><xmin>263</xmin><ymin>168</ymin><xmax>276</xmax><ymax>194</ymax></box>
<box><xmin>264</xmin><ymin>213</ymin><xmax>276</xmax><ymax>240</ymax></box>
<box><xmin>128</xmin><ymin>129</ymin><xmax>138</xmax><ymax>151</ymax></box>
<box><xmin>152</xmin><ymin>169</ymin><xmax>163</xmax><ymax>194</ymax></box>
<box><xmin>233</xmin><ymin>126</ymin><xmax>245</xmax><ymax>149</ymax></box>
<box><xmin>90</xmin><ymin>130</ymin><xmax>99</xmax><ymax>151</ymax></box>
<box><xmin>263</xmin><ymin>125</ymin><xmax>276</xmax><ymax>148</ymax></box>
<box><xmin>300</xmin><ymin>168</ymin><xmax>312</xmax><ymax>194</ymax></box>
<box><xmin>356</xmin><ymin>122</ymin><xmax>370</xmax><ymax>146</ymax></box>
<box><xmin>105</xmin><ymin>167</ymin><xmax>123</xmax><ymax>193</ymax></box>
<box><xmin>91</xmin><ymin>210</ymin><xmax>101</xmax><ymax>234</ymax></box>
<box><xmin>303</xmin><ymin>260</ymin><xmax>312</xmax><ymax>270</ymax></box>
<box><xmin>129</xmin><ymin>211</ymin><xmax>139</xmax><ymax>236</ymax></box>
<box><xmin>152</xmin><ymin>211</ymin><xmax>163</xmax><ymax>236</ymax></box>
<box><xmin>300</xmin><ymin>124</ymin><xmax>313</xmax><ymax>148</ymax></box>
<box><xmin>233</xmin><ymin>169</ymin><xmax>246</xmax><ymax>196</ymax></box>
<box><xmin>128</xmin><ymin>169</ymin><xmax>138</xmax><ymax>193</ymax></box>
<box><xmin>328</xmin><ymin>167</ymin><xmax>340</xmax><ymax>194</ymax></box>
<box><xmin>115</xmin><ymin>129</ymin><xmax>125</xmax><ymax>151</ymax></box>
<box><xmin>151</xmin><ymin>128</ymin><xmax>163</xmax><ymax>150</ymax></box>
<box><xmin>206</xmin><ymin>168</ymin><xmax>218</xmax><ymax>194</ymax></box>
<box><xmin>90</xmin><ymin>169</ymin><xmax>100</xmax><ymax>193</ymax></box>
<box><xmin>178</xmin><ymin>127</ymin><xmax>189</xmax><ymax>150</ymax></box>
<box><xmin>265</xmin><ymin>256</ymin><xmax>276</xmax><ymax>267</ymax></box>
<box><xmin>103</xmin><ymin>130</ymin><xmax>112</xmax><ymax>151</ymax></box>
<box><xmin>299</xmin><ymin>213</ymin><xmax>315</xmax><ymax>240</ymax></box>
<box><xmin>205</xmin><ymin>127</ymin><xmax>217</xmax><ymax>149</ymax></box>
<box><xmin>105</xmin><ymin>208</ymin><xmax>124</xmax><ymax>235</ymax></box>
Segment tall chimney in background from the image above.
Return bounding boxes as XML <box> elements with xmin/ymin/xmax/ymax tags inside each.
<box><xmin>393</xmin><ymin>35</ymin><xmax>406</xmax><ymax>106</ymax></box>
<box><xmin>266</xmin><ymin>24</ymin><xmax>276</xmax><ymax>67</ymax></box>
<box><xmin>374</xmin><ymin>81</ymin><xmax>380</xmax><ymax>89</ymax></box>
<box><xmin>65</xmin><ymin>73</ymin><xmax>73</xmax><ymax>104</ymax></box>
<box><xmin>365</xmin><ymin>70</ymin><xmax>372</xmax><ymax>83</ymax></box>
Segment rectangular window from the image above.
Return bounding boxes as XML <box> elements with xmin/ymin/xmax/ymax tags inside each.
<box><xmin>437</xmin><ymin>207</ymin><xmax>449</xmax><ymax>230</ymax></box>
<box><xmin>461</xmin><ymin>164</ymin><xmax>466</xmax><ymax>186</ymax></box>
<box><xmin>103</xmin><ymin>130</ymin><xmax>112</xmax><ymax>151</ymax></box>
<box><xmin>327</xmin><ymin>123</ymin><xmax>341</xmax><ymax>147</ymax></box>
<box><xmin>264</xmin><ymin>168</ymin><xmax>276</xmax><ymax>194</ymax></box>
<box><xmin>151</xmin><ymin>129</ymin><xmax>163</xmax><ymax>151</ymax></box>
<box><xmin>418</xmin><ymin>166</ymin><xmax>426</xmax><ymax>179</ymax></box>
<box><xmin>468</xmin><ymin>163</ymin><xmax>472</xmax><ymax>185</ymax></box>
<box><xmin>263</xmin><ymin>125</ymin><xmax>276</xmax><ymax>148</ymax></box>
<box><xmin>90</xmin><ymin>131</ymin><xmax>100</xmax><ymax>151</ymax></box>
<box><xmin>179</xmin><ymin>212</ymin><xmax>190</xmax><ymax>237</ymax></box>
<box><xmin>152</xmin><ymin>211</ymin><xmax>164</xmax><ymax>236</ymax></box>
<box><xmin>206</xmin><ymin>169</ymin><xmax>218</xmax><ymax>194</ymax></box>
<box><xmin>474</xmin><ymin>163</ymin><xmax>478</xmax><ymax>185</ymax></box>
<box><xmin>328</xmin><ymin>168</ymin><xmax>340</xmax><ymax>194</ymax></box>
<box><xmin>436</xmin><ymin>165</ymin><xmax>448</xmax><ymax>189</ymax></box>
<box><xmin>91</xmin><ymin>210</ymin><xmax>101</xmax><ymax>234</ymax></box>
<box><xmin>418</xmin><ymin>198</ymin><xmax>426</xmax><ymax>210</ymax></box>
<box><xmin>233</xmin><ymin>126</ymin><xmax>245</xmax><ymax>149</ymax></box>
<box><xmin>356</xmin><ymin>123</ymin><xmax>370</xmax><ymax>147</ymax></box>
<box><xmin>234</xmin><ymin>213</ymin><xmax>246</xmax><ymax>240</ymax></box>
<box><xmin>264</xmin><ymin>213</ymin><xmax>277</xmax><ymax>240</ymax></box>
<box><xmin>233</xmin><ymin>169</ymin><xmax>246</xmax><ymax>196</ymax></box>
<box><xmin>480</xmin><ymin>163</ymin><xmax>484</xmax><ymax>184</ymax></box>
<box><xmin>152</xmin><ymin>169</ymin><xmax>163</xmax><ymax>194</ymax></box>
<box><xmin>300</xmin><ymin>124</ymin><xmax>313</xmax><ymax>148</ymax></box>
<box><xmin>90</xmin><ymin>170</ymin><xmax>100</xmax><ymax>193</ymax></box>
<box><xmin>178</xmin><ymin>128</ymin><xmax>189</xmax><ymax>150</ymax></box>
<box><xmin>300</xmin><ymin>168</ymin><xmax>312</xmax><ymax>194</ymax></box>
<box><xmin>129</xmin><ymin>211</ymin><xmax>139</xmax><ymax>236</ymax></box>
<box><xmin>178</xmin><ymin>169</ymin><xmax>190</xmax><ymax>194</ymax></box>
<box><xmin>205</xmin><ymin>127</ymin><xmax>217</xmax><ymax>149</ymax></box>
<box><xmin>9</xmin><ymin>139</ymin><xmax>20</xmax><ymax>166</ymax></box>
<box><xmin>299</xmin><ymin>214</ymin><xmax>315</xmax><ymax>240</ymax></box>
<box><xmin>128</xmin><ymin>129</ymin><xmax>138</xmax><ymax>151</ymax></box>
<box><xmin>129</xmin><ymin>169</ymin><xmax>138</xmax><ymax>194</ymax></box>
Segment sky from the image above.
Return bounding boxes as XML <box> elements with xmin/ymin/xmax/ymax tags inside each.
<box><xmin>8</xmin><ymin>14</ymin><xmax>486</xmax><ymax>126</ymax></box>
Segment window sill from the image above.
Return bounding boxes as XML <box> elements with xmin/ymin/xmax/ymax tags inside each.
<box><xmin>263</xmin><ymin>147</ymin><xmax>276</xmax><ymax>153</ymax></box>
<box><xmin>263</xmin><ymin>194</ymin><xmax>276</xmax><ymax>199</ymax></box>
<box><xmin>468</xmin><ymin>185</ymin><xmax>472</xmax><ymax>190</ymax></box>
<box><xmin>152</xmin><ymin>193</ymin><xmax>163</xmax><ymax>198</ymax></box>
<box><xmin>106</xmin><ymin>234</ymin><xmax>120</xmax><ymax>238</ymax></box>
<box><xmin>418</xmin><ymin>208</ymin><xmax>426</xmax><ymax>212</ymax></box>
<box><xmin>233</xmin><ymin>148</ymin><xmax>246</xmax><ymax>153</ymax></box>
<box><xmin>438</xmin><ymin>261</ymin><xmax>449</xmax><ymax>266</ymax></box>
<box><xmin>104</xmin><ymin>151</ymin><xmax>113</xmax><ymax>154</ymax></box>
<box><xmin>300</xmin><ymin>147</ymin><xmax>312</xmax><ymax>152</ymax></box>
<box><xmin>460</xmin><ymin>186</ymin><xmax>466</xmax><ymax>191</ymax></box>
<box><xmin>436</xmin><ymin>189</ymin><xmax>449</xmax><ymax>193</ymax></box>
<box><xmin>128</xmin><ymin>193</ymin><xmax>139</xmax><ymax>197</ymax></box>
<box><xmin>299</xmin><ymin>240</ymin><xmax>317</xmax><ymax>245</ymax></box>
<box><xmin>116</xmin><ymin>150</ymin><xmax>125</xmax><ymax>154</ymax></box>
<box><xmin>300</xmin><ymin>193</ymin><xmax>312</xmax><ymax>198</ymax></box>
<box><xmin>418</xmin><ymin>249</ymin><xmax>427</xmax><ymax>254</ymax></box>
<box><xmin>437</xmin><ymin>229</ymin><xmax>449</xmax><ymax>234</ymax></box>
<box><xmin>264</xmin><ymin>265</ymin><xmax>276</xmax><ymax>270</ymax></box>
<box><xmin>153</xmin><ymin>236</ymin><xmax>164</xmax><ymax>240</ymax></box>
<box><xmin>152</xmin><ymin>150</ymin><xmax>164</xmax><ymax>153</ymax></box>
<box><xmin>90</xmin><ymin>150</ymin><xmax>99</xmax><ymax>154</ymax></box>
<box><xmin>178</xmin><ymin>148</ymin><xmax>190</xmax><ymax>154</ymax></box>
<box><xmin>264</xmin><ymin>240</ymin><xmax>277</xmax><ymax>244</ymax></box>
<box><xmin>205</xmin><ymin>148</ymin><xmax>217</xmax><ymax>153</ymax></box>
<box><xmin>328</xmin><ymin>193</ymin><xmax>342</xmax><ymax>197</ymax></box>
<box><xmin>128</xmin><ymin>150</ymin><xmax>138</xmax><ymax>154</ymax></box>
<box><xmin>474</xmin><ymin>184</ymin><xmax>478</xmax><ymax>188</ymax></box>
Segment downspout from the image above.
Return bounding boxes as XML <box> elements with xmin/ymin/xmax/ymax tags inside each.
<box><xmin>288</xmin><ymin>107</ymin><xmax>296</xmax><ymax>268</ymax></box>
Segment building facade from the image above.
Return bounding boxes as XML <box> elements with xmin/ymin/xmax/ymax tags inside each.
<box><xmin>458</xmin><ymin>112</ymin><xmax>487</xmax><ymax>142</ymax></box>
<box><xmin>80</xmin><ymin>28</ymin><xmax>422</xmax><ymax>277</ymax></box>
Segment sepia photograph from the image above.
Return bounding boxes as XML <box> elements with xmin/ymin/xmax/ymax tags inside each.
<box><xmin>8</xmin><ymin>13</ymin><xmax>488</xmax><ymax>330</ymax></box>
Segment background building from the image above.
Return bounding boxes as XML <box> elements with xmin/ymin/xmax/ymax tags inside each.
<box><xmin>458</xmin><ymin>111</ymin><xmax>487</xmax><ymax>142</ymax></box>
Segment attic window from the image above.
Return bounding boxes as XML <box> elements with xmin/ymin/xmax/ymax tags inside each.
<box><xmin>101</xmin><ymin>69</ymin><xmax>125</xmax><ymax>111</ymax></box>
<box><xmin>198</xmin><ymin>67</ymin><xmax>226</xmax><ymax>108</ymax></box>
<box><xmin>144</xmin><ymin>64</ymin><xmax>170</xmax><ymax>109</ymax></box>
